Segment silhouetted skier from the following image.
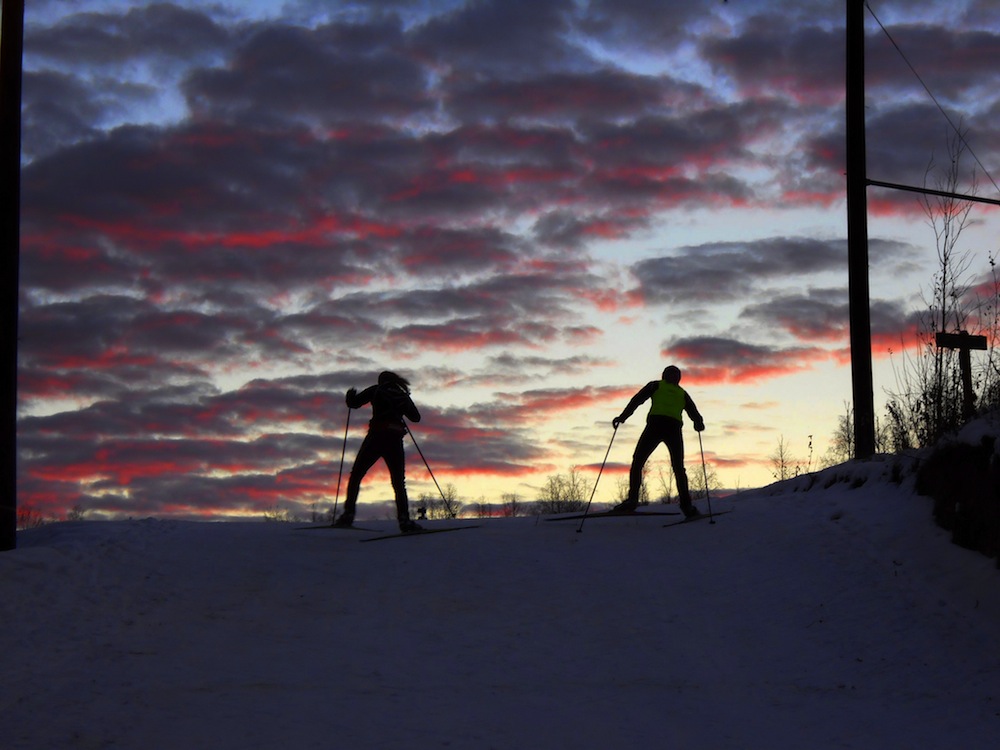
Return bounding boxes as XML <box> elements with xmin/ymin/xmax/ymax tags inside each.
<box><xmin>612</xmin><ymin>365</ymin><xmax>705</xmax><ymax>517</ymax></box>
<box><xmin>334</xmin><ymin>371</ymin><xmax>423</xmax><ymax>532</ymax></box>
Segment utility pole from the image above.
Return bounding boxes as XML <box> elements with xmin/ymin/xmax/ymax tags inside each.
<box><xmin>844</xmin><ymin>4</ymin><xmax>1000</xmax><ymax>461</ymax></box>
<box><xmin>1</xmin><ymin>0</ymin><xmax>25</xmax><ymax>551</ymax></box>
<box><xmin>846</xmin><ymin>0</ymin><xmax>876</xmax><ymax>460</ymax></box>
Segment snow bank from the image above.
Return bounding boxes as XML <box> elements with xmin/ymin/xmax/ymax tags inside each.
<box><xmin>2</xmin><ymin>468</ymin><xmax>999</xmax><ymax>749</ymax></box>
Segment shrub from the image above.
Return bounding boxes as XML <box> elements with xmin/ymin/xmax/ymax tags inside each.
<box><xmin>915</xmin><ymin>437</ymin><xmax>1000</xmax><ymax>560</ymax></box>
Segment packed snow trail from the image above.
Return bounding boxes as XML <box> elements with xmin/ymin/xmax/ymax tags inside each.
<box><xmin>2</xmin><ymin>468</ymin><xmax>999</xmax><ymax>749</ymax></box>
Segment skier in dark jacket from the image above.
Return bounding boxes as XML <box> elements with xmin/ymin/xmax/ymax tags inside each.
<box><xmin>334</xmin><ymin>371</ymin><xmax>423</xmax><ymax>532</ymax></box>
<box><xmin>612</xmin><ymin>365</ymin><xmax>705</xmax><ymax>517</ymax></box>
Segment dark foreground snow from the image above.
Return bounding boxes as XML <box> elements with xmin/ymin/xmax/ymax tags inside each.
<box><xmin>3</xmin><ymin>459</ymin><xmax>999</xmax><ymax>749</ymax></box>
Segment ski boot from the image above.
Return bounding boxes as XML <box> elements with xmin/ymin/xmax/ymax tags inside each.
<box><xmin>609</xmin><ymin>501</ymin><xmax>638</xmax><ymax>514</ymax></box>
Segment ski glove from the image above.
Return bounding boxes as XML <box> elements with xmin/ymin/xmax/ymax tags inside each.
<box><xmin>612</xmin><ymin>415</ymin><xmax>626</xmax><ymax>428</ymax></box>
<box><xmin>694</xmin><ymin>419</ymin><xmax>705</xmax><ymax>432</ymax></box>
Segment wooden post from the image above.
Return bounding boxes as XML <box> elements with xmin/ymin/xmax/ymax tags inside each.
<box><xmin>935</xmin><ymin>331</ymin><xmax>988</xmax><ymax>420</ymax></box>
<box><xmin>1</xmin><ymin>0</ymin><xmax>25</xmax><ymax>551</ymax></box>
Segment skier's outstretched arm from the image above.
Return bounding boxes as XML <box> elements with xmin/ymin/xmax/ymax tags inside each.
<box><xmin>685</xmin><ymin>393</ymin><xmax>705</xmax><ymax>432</ymax></box>
<box><xmin>346</xmin><ymin>385</ymin><xmax>377</xmax><ymax>409</ymax></box>
<box><xmin>613</xmin><ymin>381</ymin><xmax>657</xmax><ymax>427</ymax></box>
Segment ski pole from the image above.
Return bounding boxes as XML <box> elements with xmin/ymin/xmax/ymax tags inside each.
<box><xmin>577</xmin><ymin>425</ymin><xmax>618</xmax><ymax>534</ymax></box>
<box><xmin>697</xmin><ymin>431</ymin><xmax>715</xmax><ymax>524</ymax></box>
<box><xmin>405</xmin><ymin>423</ymin><xmax>449</xmax><ymax>507</ymax></box>
<box><xmin>330</xmin><ymin>406</ymin><xmax>352</xmax><ymax>524</ymax></box>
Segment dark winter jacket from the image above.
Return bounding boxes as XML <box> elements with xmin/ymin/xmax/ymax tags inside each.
<box><xmin>347</xmin><ymin>383</ymin><xmax>421</xmax><ymax>433</ymax></box>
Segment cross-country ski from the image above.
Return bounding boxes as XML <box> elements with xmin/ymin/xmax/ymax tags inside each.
<box><xmin>663</xmin><ymin>509</ymin><xmax>732</xmax><ymax>527</ymax></box>
<box><xmin>360</xmin><ymin>525</ymin><xmax>480</xmax><ymax>542</ymax></box>
<box><xmin>294</xmin><ymin>523</ymin><xmax>379</xmax><ymax>532</ymax></box>
<box><xmin>546</xmin><ymin>508</ymin><xmax>681</xmax><ymax>521</ymax></box>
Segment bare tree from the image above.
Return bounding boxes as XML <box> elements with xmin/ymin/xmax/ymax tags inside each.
<box><xmin>612</xmin><ymin>466</ymin><xmax>649</xmax><ymax>505</ymax></box>
<box><xmin>821</xmin><ymin>402</ymin><xmax>855</xmax><ymax>469</ymax></box>
<box><xmin>419</xmin><ymin>483</ymin><xmax>463</xmax><ymax>519</ymax></box>
<box><xmin>654</xmin><ymin>464</ymin><xmax>675</xmax><ymax>504</ymax></box>
<box><xmin>885</xmin><ymin>129</ymin><xmax>985</xmax><ymax>449</ymax></box>
<box><xmin>500</xmin><ymin>492</ymin><xmax>523</xmax><ymax>518</ymax></box>
<box><xmin>536</xmin><ymin>468</ymin><xmax>587</xmax><ymax>514</ymax></box>
<box><xmin>769</xmin><ymin>436</ymin><xmax>800</xmax><ymax>482</ymax></box>
<box><xmin>613</xmin><ymin>475</ymin><xmax>629</xmax><ymax>504</ymax></box>
<box><xmin>975</xmin><ymin>255</ymin><xmax>1000</xmax><ymax>412</ymax></box>
<box><xmin>689</xmin><ymin>461</ymin><xmax>721</xmax><ymax>500</ymax></box>
<box><xmin>17</xmin><ymin>505</ymin><xmax>49</xmax><ymax>529</ymax></box>
<box><xmin>262</xmin><ymin>505</ymin><xmax>295</xmax><ymax>522</ymax></box>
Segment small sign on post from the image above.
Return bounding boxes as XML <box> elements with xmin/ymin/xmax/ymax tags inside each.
<box><xmin>935</xmin><ymin>331</ymin><xmax>988</xmax><ymax>420</ymax></box>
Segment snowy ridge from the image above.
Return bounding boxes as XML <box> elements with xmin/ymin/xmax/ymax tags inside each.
<box><xmin>2</xmin><ymin>472</ymin><xmax>999</xmax><ymax>749</ymax></box>
<box><xmin>751</xmin><ymin>450</ymin><xmax>921</xmax><ymax>498</ymax></box>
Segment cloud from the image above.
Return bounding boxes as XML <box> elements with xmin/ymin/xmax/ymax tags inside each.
<box><xmin>447</xmin><ymin>68</ymin><xmax>705</xmax><ymax>124</ymax></box>
<box><xmin>26</xmin><ymin>4</ymin><xmax>230</xmax><ymax>65</ymax></box>
<box><xmin>21</xmin><ymin>70</ymin><xmax>133</xmax><ymax>160</ymax></box>
<box><xmin>701</xmin><ymin>20</ymin><xmax>844</xmax><ymax>106</ymax></box>
<box><xmin>16</xmin><ymin>0</ymin><xmax>1000</xmax><ymax>519</ymax></box>
<box><xmin>579</xmin><ymin>0</ymin><xmax>712</xmax><ymax>47</ymax></box>
<box><xmin>739</xmin><ymin>289</ymin><xmax>918</xmax><ymax>349</ymax></box>
<box><xmin>185</xmin><ymin>21</ymin><xmax>431</xmax><ymax>126</ymax></box>
<box><xmin>629</xmin><ymin>237</ymin><xmax>848</xmax><ymax>305</ymax></box>
<box><xmin>410</xmin><ymin>0</ymin><xmax>579</xmax><ymax>77</ymax></box>
<box><xmin>630</xmin><ymin>235</ymin><xmax>921</xmax><ymax>308</ymax></box>
<box><xmin>19</xmin><ymin>366</ymin><xmax>597</xmax><ymax>516</ymax></box>
<box><xmin>662</xmin><ymin>336</ymin><xmax>828</xmax><ymax>383</ymax></box>
<box><xmin>482</xmin><ymin>352</ymin><xmax>615</xmax><ymax>383</ymax></box>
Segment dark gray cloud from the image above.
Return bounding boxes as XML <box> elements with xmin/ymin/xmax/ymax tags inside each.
<box><xmin>410</xmin><ymin>0</ymin><xmax>580</xmax><ymax>77</ymax></box>
<box><xmin>16</xmin><ymin>0</ymin><xmax>997</xmax><ymax>519</ymax></box>
<box><xmin>579</xmin><ymin>0</ymin><xmax>711</xmax><ymax>47</ymax></box>
<box><xmin>446</xmin><ymin>68</ymin><xmax>705</xmax><ymax>124</ymax></box>
<box><xmin>184</xmin><ymin>20</ymin><xmax>430</xmax><ymax>126</ymax></box>
<box><xmin>740</xmin><ymin>289</ymin><xmax>918</xmax><ymax>347</ymax></box>
<box><xmin>631</xmin><ymin>237</ymin><xmax>848</xmax><ymax>305</ymax></box>
<box><xmin>26</xmin><ymin>3</ymin><xmax>230</xmax><ymax>65</ymax></box>
<box><xmin>631</xmin><ymin>237</ymin><xmax>918</xmax><ymax>306</ymax></box>
<box><xmin>21</xmin><ymin>70</ymin><xmax>148</xmax><ymax>160</ymax></box>
<box><xmin>701</xmin><ymin>21</ymin><xmax>844</xmax><ymax>105</ymax></box>
<box><xmin>663</xmin><ymin>335</ymin><xmax>828</xmax><ymax>384</ymax></box>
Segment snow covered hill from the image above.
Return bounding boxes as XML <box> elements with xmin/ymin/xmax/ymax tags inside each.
<box><xmin>2</xmin><ymin>456</ymin><xmax>999</xmax><ymax>749</ymax></box>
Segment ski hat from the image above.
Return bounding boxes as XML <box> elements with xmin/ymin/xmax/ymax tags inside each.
<box><xmin>662</xmin><ymin>365</ymin><xmax>681</xmax><ymax>384</ymax></box>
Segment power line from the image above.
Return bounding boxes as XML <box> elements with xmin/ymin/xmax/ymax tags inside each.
<box><xmin>866</xmin><ymin>1</ymin><xmax>1000</xmax><ymax>197</ymax></box>
<box><xmin>866</xmin><ymin>178</ymin><xmax>1000</xmax><ymax>207</ymax></box>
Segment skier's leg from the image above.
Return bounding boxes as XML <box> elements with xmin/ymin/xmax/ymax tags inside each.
<box><xmin>384</xmin><ymin>436</ymin><xmax>417</xmax><ymax>529</ymax></box>
<box><xmin>675</xmin><ymin>467</ymin><xmax>692</xmax><ymax>507</ymax></box>
<box><xmin>625</xmin><ymin>426</ymin><xmax>660</xmax><ymax>507</ymax></box>
<box><xmin>340</xmin><ymin>433</ymin><xmax>380</xmax><ymax>523</ymax></box>
<box><xmin>665</xmin><ymin>424</ymin><xmax>697</xmax><ymax>516</ymax></box>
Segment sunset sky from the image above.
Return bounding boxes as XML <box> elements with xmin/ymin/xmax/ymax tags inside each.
<box><xmin>17</xmin><ymin>0</ymin><xmax>1000</xmax><ymax>520</ymax></box>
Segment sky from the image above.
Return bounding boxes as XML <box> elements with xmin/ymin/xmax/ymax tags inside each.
<box><xmin>15</xmin><ymin>0</ymin><xmax>1000</xmax><ymax>520</ymax></box>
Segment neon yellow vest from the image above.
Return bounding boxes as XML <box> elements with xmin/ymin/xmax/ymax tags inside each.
<box><xmin>649</xmin><ymin>381</ymin><xmax>686</xmax><ymax>420</ymax></box>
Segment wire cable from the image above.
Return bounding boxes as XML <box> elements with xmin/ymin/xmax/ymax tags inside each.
<box><xmin>866</xmin><ymin>1</ymin><xmax>1000</xmax><ymax>197</ymax></box>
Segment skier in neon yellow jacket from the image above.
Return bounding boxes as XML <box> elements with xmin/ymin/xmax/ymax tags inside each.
<box><xmin>612</xmin><ymin>365</ymin><xmax>705</xmax><ymax>517</ymax></box>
